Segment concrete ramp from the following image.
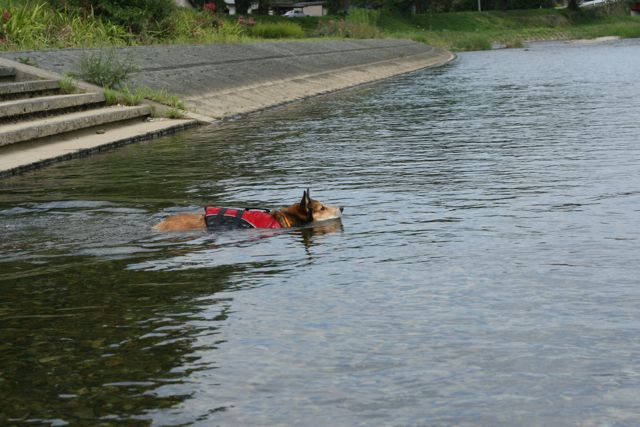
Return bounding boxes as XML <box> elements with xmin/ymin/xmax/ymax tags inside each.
<box><xmin>0</xmin><ymin>40</ymin><xmax>453</xmax><ymax>177</ymax></box>
<box><xmin>2</xmin><ymin>40</ymin><xmax>454</xmax><ymax>121</ymax></box>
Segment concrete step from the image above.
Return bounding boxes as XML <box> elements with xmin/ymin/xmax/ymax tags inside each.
<box><xmin>0</xmin><ymin>67</ymin><xmax>16</xmax><ymax>83</ymax></box>
<box><xmin>0</xmin><ymin>92</ymin><xmax>105</xmax><ymax>120</ymax></box>
<box><xmin>0</xmin><ymin>79</ymin><xmax>61</xmax><ymax>101</ymax></box>
<box><xmin>0</xmin><ymin>117</ymin><xmax>197</xmax><ymax>178</ymax></box>
<box><xmin>0</xmin><ymin>105</ymin><xmax>151</xmax><ymax>147</ymax></box>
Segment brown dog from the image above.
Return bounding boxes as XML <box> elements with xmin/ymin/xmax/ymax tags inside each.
<box><xmin>154</xmin><ymin>190</ymin><xmax>343</xmax><ymax>232</ymax></box>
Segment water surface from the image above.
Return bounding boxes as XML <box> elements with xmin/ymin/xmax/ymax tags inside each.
<box><xmin>1</xmin><ymin>39</ymin><xmax>640</xmax><ymax>426</ymax></box>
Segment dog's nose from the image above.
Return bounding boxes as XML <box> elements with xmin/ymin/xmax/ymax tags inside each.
<box><xmin>340</xmin><ymin>207</ymin><xmax>344</xmax><ymax>213</ymax></box>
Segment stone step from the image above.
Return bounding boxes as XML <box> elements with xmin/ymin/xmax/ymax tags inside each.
<box><xmin>0</xmin><ymin>105</ymin><xmax>151</xmax><ymax>147</ymax></box>
<box><xmin>0</xmin><ymin>117</ymin><xmax>197</xmax><ymax>178</ymax></box>
<box><xmin>0</xmin><ymin>80</ymin><xmax>61</xmax><ymax>101</ymax></box>
<box><xmin>0</xmin><ymin>67</ymin><xmax>16</xmax><ymax>82</ymax></box>
<box><xmin>0</xmin><ymin>92</ymin><xmax>105</xmax><ymax>120</ymax></box>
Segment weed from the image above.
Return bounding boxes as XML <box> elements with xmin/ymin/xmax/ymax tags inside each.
<box><xmin>248</xmin><ymin>22</ymin><xmax>305</xmax><ymax>39</ymax></box>
<box><xmin>0</xmin><ymin>1</ymin><xmax>128</xmax><ymax>50</ymax></box>
<box><xmin>78</xmin><ymin>48</ymin><xmax>138</xmax><ymax>89</ymax></box>
<box><xmin>119</xmin><ymin>86</ymin><xmax>145</xmax><ymax>106</ymax></box>
<box><xmin>16</xmin><ymin>56</ymin><xmax>37</xmax><ymax>66</ymax></box>
<box><xmin>103</xmin><ymin>87</ymin><xmax>120</xmax><ymax>105</ymax></box>
<box><xmin>59</xmin><ymin>74</ymin><xmax>78</xmax><ymax>94</ymax></box>
<box><xmin>137</xmin><ymin>86</ymin><xmax>185</xmax><ymax>109</ymax></box>
<box><xmin>166</xmin><ymin>107</ymin><xmax>185</xmax><ymax>119</ymax></box>
<box><xmin>313</xmin><ymin>18</ymin><xmax>382</xmax><ymax>38</ymax></box>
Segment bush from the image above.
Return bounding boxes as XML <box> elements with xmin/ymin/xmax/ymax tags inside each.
<box><xmin>0</xmin><ymin>2</ymin><xmax>128</xmax><ymax>50</ymax></box>
<box><xmin>248</xmin><ymin>22</ymin><xmax>305</xmax><ymax>38</ymax></box>
<box><xmin>78</xmin><ymin>48</ymin><xmax>138</xmax><ymax>89</ymax></box>
<box><xmin>50</xmin><ymin>0</ymin><xmax>177</xmax><ymax>35</ymax></box>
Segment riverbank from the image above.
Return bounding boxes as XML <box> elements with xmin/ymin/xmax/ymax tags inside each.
<box><xmin>0</xmin><ymin>1</ymin><xmax>638</xmax><ymax>53</ymax></box>
<box><xmin>0</xmin><ymin>39</ymin><xmax>453</xmax><ymax>177</ymax></box>
<box><xmin>390</xmin><ymin>7</ymin><xmax>640</xmax><ymax>51</ymax></box>
<box><xmin>0</xmin><ymin>39</ymin><xmax>454</xmax><ymax>120</ymax></box>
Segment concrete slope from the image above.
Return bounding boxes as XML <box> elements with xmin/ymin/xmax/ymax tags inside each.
<box><xmin>2</xmin><ymin>40</ymin><xmax>455</xmax><ymax>120</ymax></box>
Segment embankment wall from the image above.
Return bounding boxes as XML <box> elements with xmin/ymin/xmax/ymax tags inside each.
<box><xmin>1</xmin><ymin>39</ymin><xmax>454</xmax><ymax>121</ymax></box>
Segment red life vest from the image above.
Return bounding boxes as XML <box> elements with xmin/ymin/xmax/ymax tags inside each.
<box><xmin>204</xmin><ymin>206</ymin><xmax>282</xmax><ymax>230</ymax></box>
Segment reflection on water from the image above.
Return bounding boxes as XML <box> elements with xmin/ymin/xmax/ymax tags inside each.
<box><xmin>2</xmin><ymin>39</ymin><xmax>640</xmax><ymax>425</ymax></box>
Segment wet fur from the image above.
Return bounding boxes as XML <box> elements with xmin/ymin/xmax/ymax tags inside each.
<box><xmin>154</xmin><ymin>190</ymin><xmax>342</xmax><ymax>232</ymax></box>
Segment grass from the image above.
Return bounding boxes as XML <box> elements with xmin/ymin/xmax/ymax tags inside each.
<box><xmin>0</xmin><ymin>1</ymin><xmax>129</xmax><ymax>50</ymax></box>
<box><xmin>389</xmin><ymin>7</ymin><xmax>640</xmax><ymax>51</ymax></box>
<box><xmin>248</xmin><ymin>22</ymin><xmax>305</xmax><ymax>39</ymax></box>
<box><xmin>118</xmin><ymin>86</ymin><xmax>145</xmax><ymax>106</ymax></box>
<box><xmin>1</xmin><ymin>1</ymin><xmax>638</xmax><ymax>53</ymax></box>
<box><xmin>136</xmin><ymin>87</ymin><xmax>185</xmax><ymax>110</ymax></box>
<box><xmin>58</xmin><ymin>73</ymin><xmax>78</xmax><ymax>94</ymax></box>
<box><xmin>103</xmin><ymin>87</ymin><xmax>120</xmax><ymax>105</ymax></box>
<box><xmin>166</xmin><ymin>107</ymin><xmax>185</xmax><ymax>119</ymax></box>
<box><xmin>102</xmin><ymin>85</ymin><xmax>187</xmax><ymax>119</ymax></box>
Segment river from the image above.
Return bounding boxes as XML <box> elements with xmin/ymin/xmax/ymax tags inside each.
<box><xmin>1</xmin><ymin>39</ymin><xmax>640</xmax><ymax>425</ymax></box>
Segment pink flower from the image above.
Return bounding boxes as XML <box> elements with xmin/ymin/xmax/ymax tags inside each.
<box><xmin>2</xmin><ymin>9</ymin><xmax>11</xmax><ymax>22</ymax></box>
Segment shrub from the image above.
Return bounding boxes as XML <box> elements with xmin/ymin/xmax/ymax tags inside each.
<box><xmin>248</xmin><ymin>22</ymin><xmax>305</xmax><ymax>39</ymax></box>
<box><xmin>0</xmin><ymin>1</ymin><xmax>128</xmax><ymax>50</ymax></box>
<box><xmin>78</xmin><ymin>48</ymin><xmax>138</xmax><ymax>89</ymax></box>
<box><xmin>50</xmin><ymin>0</ymin><xmax>177</xmax><ymax>35</ymax></box>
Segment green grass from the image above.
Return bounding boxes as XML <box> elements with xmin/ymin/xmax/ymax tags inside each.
<box><xmin>0</xmin><ymin>1</ymin><xmax>129</xmax><ymax>50</ymax></box>
<box><xmin>58</xmin><ymin>74</ymin><xmax>78</xmax><ymax>94</ymax></box>
<box><xmin>248</xmin><ymin>22</ymin><xmax>305</xmax><ymax>39</ymax></box>
<box><xmin>102</xmin><ymin>85</ymin><xmax>187</xmax><ymax>119</ymax></box>
<box><xmin>136</xmin><ymin>86</ymin><xmax>185</xmax><ymax>109</ymax></box>
<box><xmin>103</xmin><ymin>87</ymin><xmax>120</xmax><ymax>105</ymax></box>
<box><xmin>1</xmin><ymin>1</ymin><xmax>638</xmax><ymax>53</ymax></box>
<box><xmin>118</xmin><ymin>86</ymin><xmax>144</xmax><ymax>106</ymax></box>
<box><xmin>384</xmin><ymin>8</ymin><xmax>640</xmax><ymax>51</ymax></box>
<box><xmin>166</xmin><ymin>107</ymin><xmax>185</xmax><ymax>119</ymax></box>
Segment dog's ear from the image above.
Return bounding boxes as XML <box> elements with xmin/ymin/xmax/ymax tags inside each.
<box><xmin>299</xmin><ymin>190</ymin><xmax>313</xmax><ymax>221</ymax></box>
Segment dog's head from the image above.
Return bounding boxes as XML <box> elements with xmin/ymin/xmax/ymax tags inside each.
<box><xmin>298</xmin><ymin>189</ymin><xmax>343</xmax><ymax>223</ymax></box>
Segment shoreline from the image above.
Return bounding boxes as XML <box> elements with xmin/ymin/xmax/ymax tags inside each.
<box><xmin>0</xmin><ymin>39</ymin><xmax>454</xmax><ymax>177</ymax></box>
<box><xmin>1</xmin><ymin>39</ymin><xmax>455</xmax><ymax>122</ymax></box>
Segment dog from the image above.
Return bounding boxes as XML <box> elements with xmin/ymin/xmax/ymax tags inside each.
<box><xmin>154</xmin><ymin>190</ymin><xmax>343</xmax><ymax>232</ymax></box>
